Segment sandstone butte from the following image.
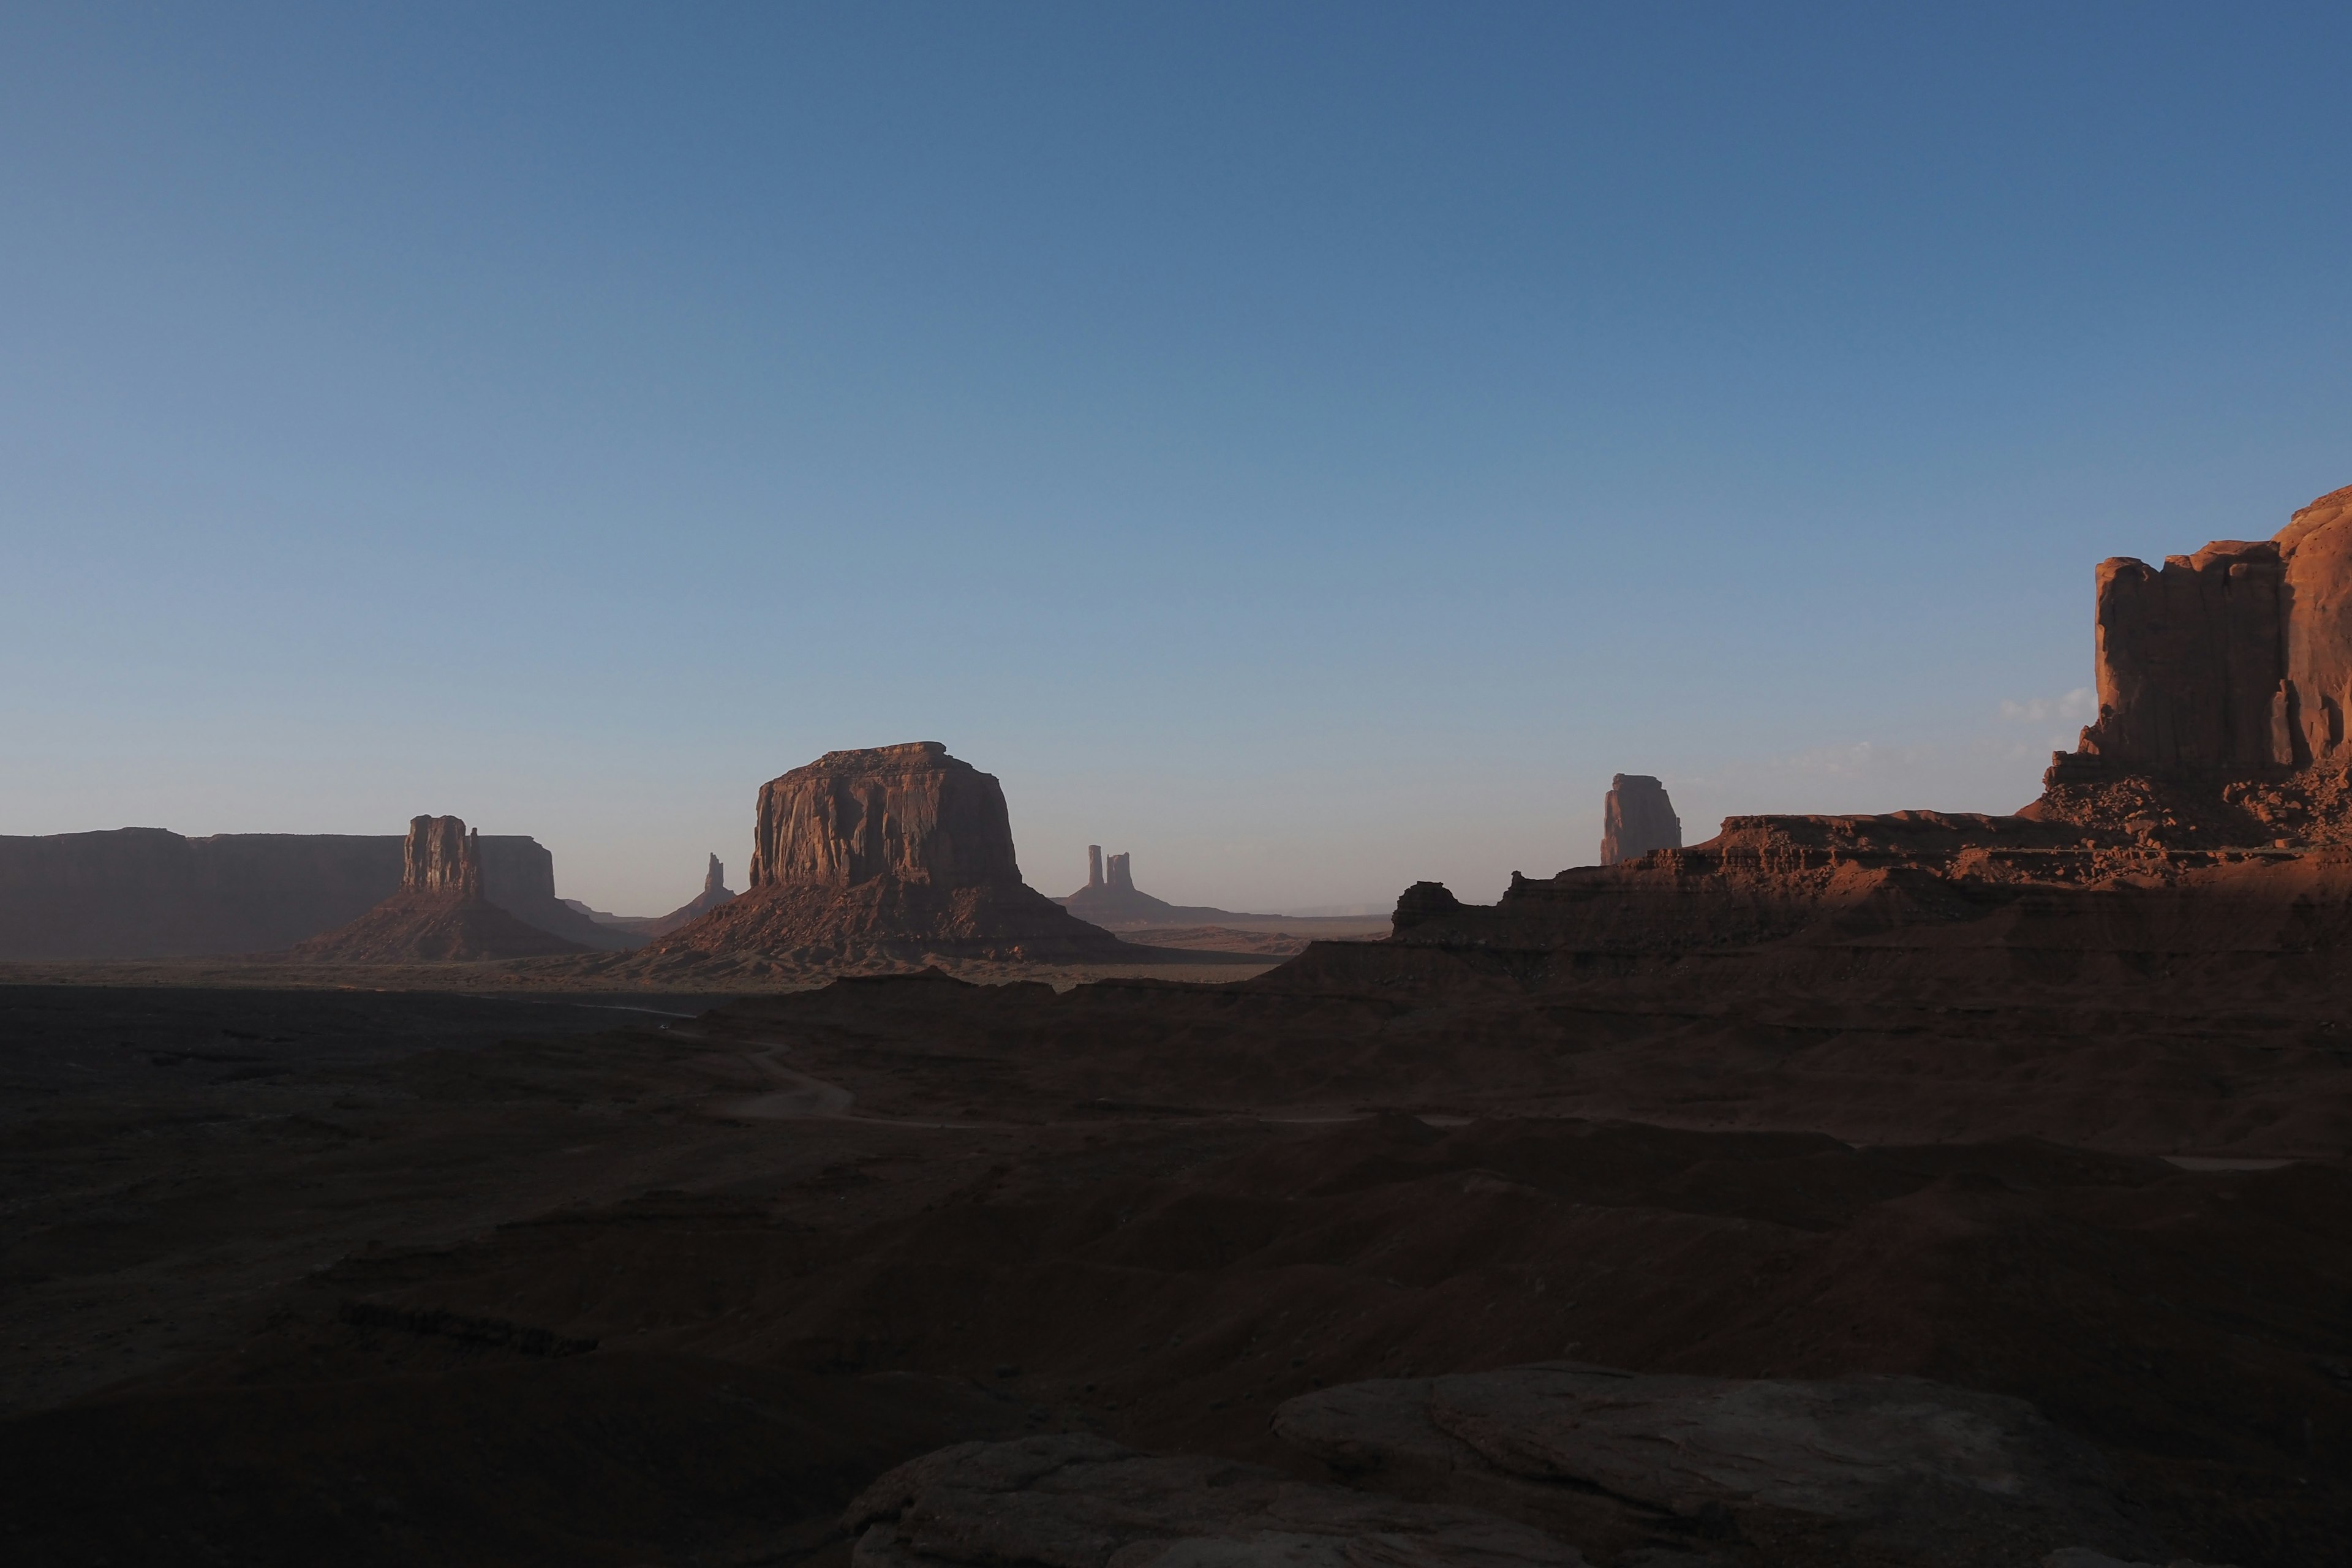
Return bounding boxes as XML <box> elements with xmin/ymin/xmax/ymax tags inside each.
<box><xmin>290</xmin><ymin>815</ymin><xmax>590</xmax><ymax>963</ymax></box>
<box><xmin>1058</xmin><ymin>844</ymin><xmax>1259</xmax><ymax>928</ymax></box>
<box><xmin>1597</xmin><ymin>773</ymin><xmax>1681</xmax><ymax>865</ymax></box>
<box><xmin>645</xmin><ymin>742</ymin><xmax>1133</xmax><ymax>965</ymax></box>
<box><xmin>648</xmin><ymin>852</ymin><xmax>736</xmax><ymax>935</ymax></box>
<box><xmin>1360</xmin><ymin>483</ymin><xmax>2352</xmax><ymax>977</ymax></box>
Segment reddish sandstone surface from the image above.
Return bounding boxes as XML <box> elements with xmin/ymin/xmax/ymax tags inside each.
<box><xmin>2058</xmin><ymin>481</ymin><xmax>2352</xmax><ymax>791</ymax></box>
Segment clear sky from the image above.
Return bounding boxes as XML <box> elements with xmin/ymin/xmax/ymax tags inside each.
<box><xmin>5</xmin><ymin>4</ymin><xmax>2349</xmax><ymax>915</ymax></box>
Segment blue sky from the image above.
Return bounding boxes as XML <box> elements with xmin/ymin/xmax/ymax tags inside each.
<box><xmin>4</xmin><ymin>3</ymin><xmax>2348</xmax><ymax>914</ymax></box>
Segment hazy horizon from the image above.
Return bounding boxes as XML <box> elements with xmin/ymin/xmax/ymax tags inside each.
<box><xmin>7</xmin><ymin>4</ymin><xmax>2350</xmax><ymax>914</ymax></box>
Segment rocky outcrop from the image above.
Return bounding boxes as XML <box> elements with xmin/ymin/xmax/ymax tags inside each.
<box><xmin>1342</xmin><ymin>806</ymin><xmax>2352</xmax><ymax>1007</ymax></box>
<box><xmin>650</xmin><ymin>744</ymin><xmax>1132</xmax><ymax>965</ymax></box>
<box><xmin>405</xmin><ymin>815</ymin><xmax>480</xmax><ymax>897</ymax></box>
<box><xmin>290</xmin><ymin>816</ymin><xmax>590</xmax><ymax>963</ymax></box>
<box><xmin>843</xmin><ymin>1433</ymin><xmax>1583</xmax><ymax>1568</ymax></box>
<box><xmin>1273</xmin><ymin>1364</ymin><xmax>2156</xmax><ymax>1567</ymax></box>
<box><xmin>747</xmin><ymin>742</ymin><xmax>1021</xmax><ymax>891</ymax></box>
<box><xmin>0</xmin><ymin>825</ymin><xmax>634</xmax><ymax>959</ymax></box>
<box><xmin>2057</xmin><ymin>482</ymin><xmax>2352</xmax><ymax>781</ymax></box>
<box><xmin>1598</xmin><ymin>774</ymin><xmax>1681</xmax><ymax>865</ymax></box>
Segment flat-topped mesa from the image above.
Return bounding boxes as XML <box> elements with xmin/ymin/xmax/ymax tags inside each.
<box><xmin>403</xmin><ymin>815</ymin><xmax>483</xmax><ymax>900</ymax></box>
<box><xmin>653</xmin><ymin>742</ymin><xmax>1132</xmax><ymax>965</ymax></box>
<box><xmin>1598</xmin><ymin>775</ymin><xmax>1681</xmax><ymax>865</ymax></box>
<box><xmin>747</xmin><ymin>741</ymin><xmax>1023</xmax><ymax>891</ymax></box>
<box><xmin>2060</xmin><ymin>483</ymin><xmax>2352</xmax><ymax>780</ymax></box>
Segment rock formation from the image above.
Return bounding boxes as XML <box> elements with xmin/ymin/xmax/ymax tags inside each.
<box><xmin>0</xmin><ymin>824</ymin><xmax>636</xmax><ymax>959</ymax></box>
<box><xmin>1597</xmin><ymin>774</ymin><xmax>1680</xmax><ymax>865</ymax></box>
<box><xmin>2054</xmin><ymin>483</ymin><xmax>2352</xmax><ymax>781</ymax></box>
<box><xmin>647</xmin><ymin>744</ymin><xmax>1132</xmax><ymax>965</ymax></box>
<box><xmin>290</xmin><ymin>816</ymin><xmax>590</xmax><ymax>963</ymax></box>
<box><xmin>562</xmin><ymin>855</ymin><xmax>739</xmax><ymax>939</ymax></box>
<box><xmin>404</xmin><ymin>814</ymin><xmax>479</xmax><ymax>897</ymax></box>
<box><xmin>1273</xmin><ymin>1365</ymin><xmax>2153</xmax><ymax>1567</ymax></box>
<box><xmin>641</xmin><ymin>853</ymin><xmax>737</xmax><ymax>937</ymax></box>
<box><xmin>1058</xmin><ymin>846</ymin><xmax>1264</xmax><ymax>929</ymax></box>
<box><xmin>843</xmin><ymin>1433</ymin><xmax>1581</xmax><ymax>1568</ymax></box>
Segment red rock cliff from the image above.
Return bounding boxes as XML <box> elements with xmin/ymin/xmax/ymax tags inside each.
<box><xmin>2066</xmin><ymin>483</ymin><xmax>2352</xmax><ymax>777</ymax></box>
<box><xmin>655</xmin><ymin>742</ymin><xmax>1131</xmax><ymax>965</ymax></box>
<box><xmin>748</xmin><ymin>742</ymin><xmax>1024</xmax><ymax>891</ymax></box>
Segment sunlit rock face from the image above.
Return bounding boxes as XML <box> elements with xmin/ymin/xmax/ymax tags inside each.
<box><xmin>655</xmin><ymin>742</ymin><xmax>1131</xmax><ymax>963</ymax></box>
<box><xmin>2064</xmin><ymin>483</ymin><xmax>2352</xmax><ymax>778</ymax></box>
<box><xmin>748</xmin><ymin>742</ymin><xmax>1024</xmax><ymax>891</ymax></box>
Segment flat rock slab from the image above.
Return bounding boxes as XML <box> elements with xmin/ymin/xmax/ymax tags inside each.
<box><xmin>1274</xmin><ymin>1364</ymin><xmax>2163</xmax><ymax>1567</ymax></box>
<box><xmin>844</xmin><ymin>1432</ymin><xmax>1587</xmax><ymax>1568</ymax></box>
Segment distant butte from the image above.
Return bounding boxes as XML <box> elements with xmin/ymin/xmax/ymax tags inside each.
<box><xmin>290</xmin><ymin>815</ymin><xmax>589</xmax><ymax>962</ymax></box>
<box><xmin>1597</xmin><ymin>774</ymin><xmax>1681</xmax><ymax>865</ymax></box>
<box><xmin>646</xmin><ymin>742</ymin><xmax>1132</xmax><ymax>966</ymax></box>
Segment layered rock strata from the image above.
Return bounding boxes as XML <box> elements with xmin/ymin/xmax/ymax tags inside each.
<box><xmin>1293</xmin><ymin>803</ymin><xmax>2352</xmax><ymax>1017</ymax></box>
<box><xmin>1598</xmin><ymin>773</ymin><xmax>1681</xmax><ymax>865</ymax></box>
<box><xmin>650</xmin><ymin>744</ymin><xmax>1131</xmax><ymax>964</ymax></box>
<box><xmin>292</xmin><ymin>816</ymin><xmax>590</xmax><ymax>963</ymax></box>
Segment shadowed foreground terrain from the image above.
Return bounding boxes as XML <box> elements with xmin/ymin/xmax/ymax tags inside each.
<box><xmin>2</xmin><ymin>963</ymin><xmax>2346</xmax><ymax>1567</ymax></box>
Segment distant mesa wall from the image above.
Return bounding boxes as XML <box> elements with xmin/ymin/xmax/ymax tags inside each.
<box><xmin>2060</xmin><ymin>483</ymin><xmax>2352</xmax><ymax>778</ymax></box>
<box><xmin>1599</xmin><ymin>775</ymin><xmax>1681</xmax><ymax>866</ymax></box>
<box><xmin>0</xmin><ymin>824</ymin><xmax>637</xmax><ymax>960</ymax></box>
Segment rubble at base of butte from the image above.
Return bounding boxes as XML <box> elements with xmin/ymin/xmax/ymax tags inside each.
<box><xmin>644</xmin><ymin>742</ymin><xmax>1133</xmax><ymax>967</ymax></box>
<box><xmin>1598</xmin><ymin>773</ymin><xmax>1681</xmax><ymax>865</ymax></box>
<box><xmin>290</xmin><ymin>815</ymin><xmax>590</xmax><ymax>962</ymax></box>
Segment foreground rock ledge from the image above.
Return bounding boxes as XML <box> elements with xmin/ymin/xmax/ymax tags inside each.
<box><xmin>1274</xmin><ymin>1363</ymin><xmax>2162</xmax><ymax>1567</ymax></box>
<box><xmin>843</xmin><ymin>1432</ymin><xmax>1586</xmax><ymax>1568</ymax></box>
